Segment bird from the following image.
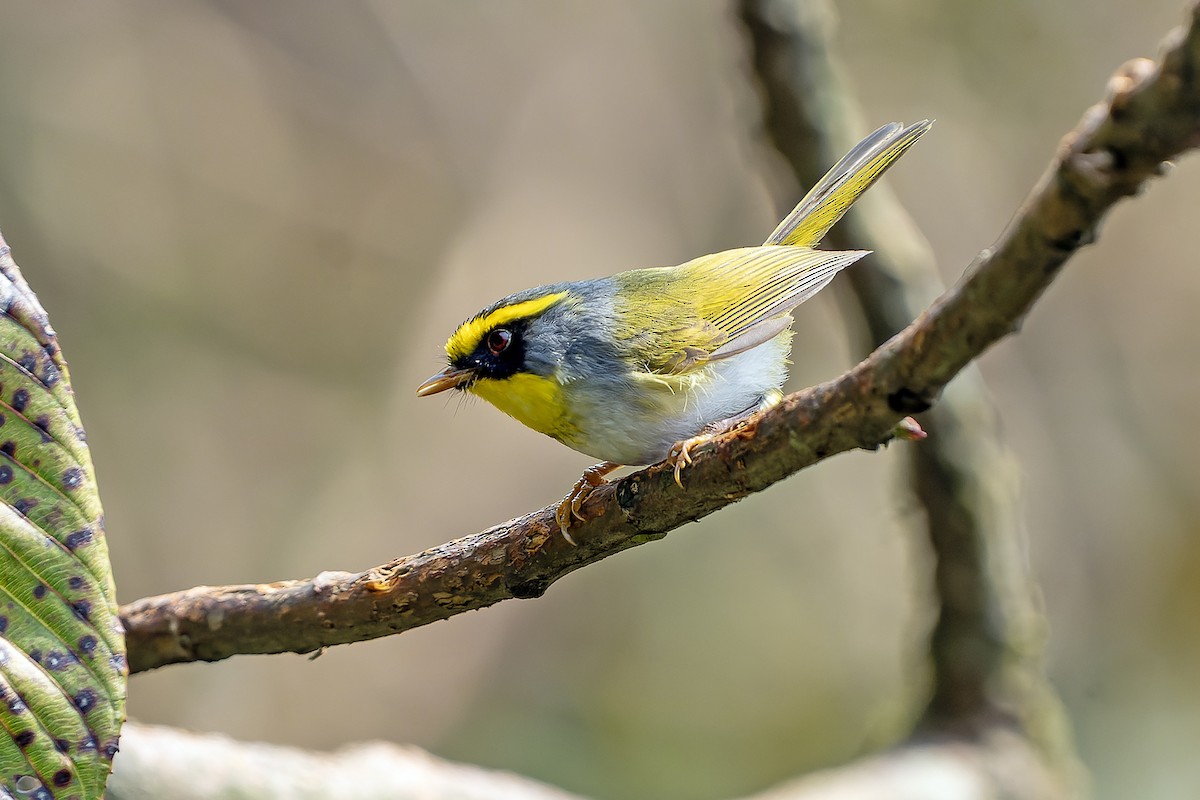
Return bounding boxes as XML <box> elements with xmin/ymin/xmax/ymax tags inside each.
<box><xmin>417</xmin><ymin>120</ymin><xmax>931</xmax><ymax>543</ymax></box>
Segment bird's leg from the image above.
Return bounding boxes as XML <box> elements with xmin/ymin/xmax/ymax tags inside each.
<box><xmin>667</xmin><ymin>389</ymin><xmax>783</xmax><ymax>488</ymax></box>
<box><xmin>555</xmin><ymin>461</ymin><xmax>623</xmax><ymax>545</ymax></box>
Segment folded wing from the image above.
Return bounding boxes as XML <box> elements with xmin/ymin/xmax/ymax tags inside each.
<box><xmin>614</xmin><ymin>246</ymin><xmax>868</xmax><ymax>376</ymax></box>
<box><xmin>615</xmin><ymin>119</ymin><xmax>930</xmax><ymax>378</ymax></box>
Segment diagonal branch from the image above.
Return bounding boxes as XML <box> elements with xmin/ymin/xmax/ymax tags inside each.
<box><xmin>739</xmin><ymin>0</ymin><xmax>1054</xmax><ymax>742</ymax></box>
<box><xmin>120</xmin><ymin>1</ymin><xmax>1200</xmax><ymax>674</ymax></box>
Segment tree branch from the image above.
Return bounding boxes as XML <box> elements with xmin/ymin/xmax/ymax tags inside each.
<box><xmin>738</xmin><ymin>0</ymin><xmax>1062</xmax><ymax>750</ymax></box>
<box><xmin>120</xmin><ymin>0</ymin><xmax>1200</xmax><ymax>674</ymax></box>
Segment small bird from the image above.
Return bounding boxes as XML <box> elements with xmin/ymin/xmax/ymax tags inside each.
<box><xmin>418</xmin><ymin>120</ymin><xmax>930</xmax><ymax>542</ymax></box>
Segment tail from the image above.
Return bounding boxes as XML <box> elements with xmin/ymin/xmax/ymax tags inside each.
<box><xmin>765</xmin><ymin>120</ymin><xmax>931</xmax><ymax>248</ymax></box>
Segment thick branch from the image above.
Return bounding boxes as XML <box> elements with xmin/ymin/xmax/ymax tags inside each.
<box><xmin>121</xmin><ymin>2</ymin><xmax>1200</xmax><ymax>674</ymax></box>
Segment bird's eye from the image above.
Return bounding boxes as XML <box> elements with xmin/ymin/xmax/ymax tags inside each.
<box><xmin>487</xmin><ymin>328</ymin><xmax>512</xmax><ymax>356</ymax></box>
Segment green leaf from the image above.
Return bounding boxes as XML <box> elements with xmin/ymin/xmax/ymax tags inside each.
<box><xmin>0</xmin><ymin>233</ymin><xmax>125</xmax><ymax>799</ymax></box>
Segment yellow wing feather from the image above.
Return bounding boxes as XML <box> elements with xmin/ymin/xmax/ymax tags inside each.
<box><xmin>613</xmin><ymin>246</ymin><xmax>867</xmax><ymax>375</ymax></box>
<box><xmin>614</xmin><ymin>120</ymin><xmax>930</xmax><ymax>376</ymax></box>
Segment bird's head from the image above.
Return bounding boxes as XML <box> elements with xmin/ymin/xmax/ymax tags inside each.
<box><xmin>416</xmin><ymin>287</ymin><xmax>581</xmax><ymax>437</ymax></box>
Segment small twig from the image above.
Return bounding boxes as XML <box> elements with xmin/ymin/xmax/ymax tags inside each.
<box><xmin>121</xmin><ymin>1</ymin><xmax>1200</xmax><ymax>674</ymax></box>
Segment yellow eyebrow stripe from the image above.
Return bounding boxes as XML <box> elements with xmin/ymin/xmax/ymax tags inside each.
<box><xmin>445</xmin><ymin>291</ymin><xmax>570</xmax><ymax>361</ymax></box>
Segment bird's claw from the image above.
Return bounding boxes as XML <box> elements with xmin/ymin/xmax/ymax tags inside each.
<box><xmin>555</xmin><ymin>479</ymin><xmax>592</xmax><ymax>545</ymax></box>
<box><xmin>667</xmin><ymin>434</ymin><xmax>710</xmax><ymax>489</ymax></box>
<box><xmin>555</xmin><ymin>462</ymin><xmax>620</xmax><ymax>545</ymax></box>
<box><xmin>554</xmin><ymin>499</ymin><xmax>579</xmax><ymax>546</ymax></box>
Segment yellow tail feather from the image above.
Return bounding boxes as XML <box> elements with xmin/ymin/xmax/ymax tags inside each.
<box><xmin>766</xmin><ymin>120</ymin><xmax>931</xmax><ymax>248</ymax></box>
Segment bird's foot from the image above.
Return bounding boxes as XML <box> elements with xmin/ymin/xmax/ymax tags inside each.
<box><xmin>555</xmin><ymin>461</ymin><xmax>621</xmax><ymax>545</ymax></box>
<box><xmin>666</xmin><ymin>433</ymin><xmax>715</xmax><ymax>488</ymax></box>
<box><xmin>666</xmin><ymin>389</ymin><xmax>783</xmax><ymax>488</ymax></box>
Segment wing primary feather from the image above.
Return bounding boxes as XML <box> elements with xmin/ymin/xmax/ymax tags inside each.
<box><xmin>656</xmin><ymin>248</ymin><xmax>869</xmax><ymax>374</ymax></box>
<box><xmin>630</xmin><ymin>122</ymin><xmax>929</xmax><ymax>376</ymax></box>
<box><xmin>730</xmin><ymin>250</ymin><xmax>869</xmax><ymax>328</ymax></box>
<box><xmin>766</xmin><ymin>119</ymin><xmax>931</xmax><ymax>248</ymax></box>
<box><xmin>707</xmin><ymin>315</ymin><xmax>793</xmax><ymax>362</ymax></box>
<box><xmin>706</xmin><ymin>249</ymin><xmax>869</xmax><ymax>334</ymax></box>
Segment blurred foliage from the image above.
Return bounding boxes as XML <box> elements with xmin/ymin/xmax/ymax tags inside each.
<box><xmin>0</xmin><ymin>2</ymin><xmax>1197</xmax><ymax>798</ymax></box>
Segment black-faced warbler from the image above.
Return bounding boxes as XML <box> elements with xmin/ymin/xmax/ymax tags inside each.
<box><xmin>418</xmin><ymin>120</ymin><xmax>930</xmax><ymax>542</ymax></box>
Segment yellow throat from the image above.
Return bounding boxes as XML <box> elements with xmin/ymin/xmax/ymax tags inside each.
<box><xmin>468</xmin><ymin>372</ymin><xmax>570</xmax><ymax>440</ymax></box>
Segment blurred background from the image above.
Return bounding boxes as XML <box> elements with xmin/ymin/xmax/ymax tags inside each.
<box><xmin>1</xmin><ymin>2</ymin><xmax>1197</xmax><ymax>798</ymax></box>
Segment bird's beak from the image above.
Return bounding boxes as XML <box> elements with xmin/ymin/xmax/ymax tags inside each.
<box><xmin>416</xmin><ymin>366</ymin><xmax>475</xmax><ymax>397</ymax></box>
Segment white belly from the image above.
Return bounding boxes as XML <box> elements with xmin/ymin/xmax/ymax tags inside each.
<box><xmin>560</xmin><ymin>331</ymin><xmax>791</xmax><ymax>465</ymax></box>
